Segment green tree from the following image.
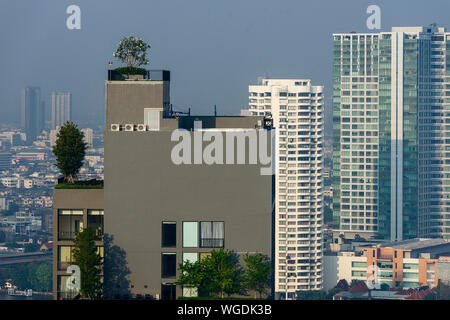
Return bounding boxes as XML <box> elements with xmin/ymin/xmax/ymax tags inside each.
<box><xmin>176</xmin><ymin>259</ymin><xmax>203</xmax><ymax>297</ymax></box>
<box><xmin>24</xmin><ymin>243</ymin><xmax>41</xmax><ymax>253</ymax></box>
<box><xmin>296</xmin><ymin>290</ymin><xmax>328</xmax><ymax>300</ymax></box>
<box><xmin>202</xmin><ymin>249</ymin><xmax>243</xmax><ymax>298</ymax></box>
<box><xmin>113</xmin><ymin>36</ymin><xmax>151</xmax><ymax>68</ymax></box>
<box><xmin>33</xmin><ymin>263</ymin><xmax>52</xmax><ymax>292</ymax></box>
<box><xmin>72</xmin><ymin>228</ymin><xmax>103</xmax><ymax>299</ymax></box>
<box><xmin>13</xmin><ymin>264</ymin><xmax>31</xmax><ymax>290</ymax></box>
<box><xmin>243</xmin><ymin>253</ymin><xmax>272</xmax><ymax>298</ymax></box>
<box><xmin>52</xmin><ymin>122</ymin><xmax>87</xmax><ymax>183</ymax></box>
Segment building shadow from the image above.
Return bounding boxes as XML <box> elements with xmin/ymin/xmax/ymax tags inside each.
<box><xmin>103</xmin><ymin>234</ymin><xmax>132</xmax><ymax>299</ymax></box>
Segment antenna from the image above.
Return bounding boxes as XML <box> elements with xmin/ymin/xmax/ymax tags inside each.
<box><xmin>214</xmin><ymin>105</ymin><xmax>217</xmax><ymax>116</ymax></box>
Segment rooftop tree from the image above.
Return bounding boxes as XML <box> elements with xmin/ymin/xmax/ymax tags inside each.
<box><xmin>113</xmin><ymin>36</ymin><xmax>151</xmax><ymax>75</ymax></box>
<box><xmin>52</xmin><ymin>121</ymin><xmax>87</xmax><ymax>183</ymax></box>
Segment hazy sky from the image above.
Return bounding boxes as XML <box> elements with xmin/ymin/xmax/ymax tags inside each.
<box><xmin>1</xmin><ymin>0</ymin><xmax>449</xmax><ymax>130</ymax></box>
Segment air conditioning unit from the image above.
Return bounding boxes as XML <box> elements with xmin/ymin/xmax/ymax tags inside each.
<box><xmin>136</xmin><ymin>124</ymin><xmax>146</xmax><ymax>131</ymax></box>
<box><xmin>124</xmin><ymin>124</ymin><xmax>134</xmax><ymax>131</ymax></box>
<box><xmin>111</xmin><ymin>124</ymin><xmax>120</xmax><ymax>131</ymax></box>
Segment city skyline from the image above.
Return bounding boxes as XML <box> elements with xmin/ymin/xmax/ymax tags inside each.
<box><xmin>1</xmin><ymin>0</ymin><xmax>450</xmax><ymax>132</ymax></box>
<box><xmin>4</xmin><ymin>0</ymin><xmax>450</xmax><ymax>306</ymax></box>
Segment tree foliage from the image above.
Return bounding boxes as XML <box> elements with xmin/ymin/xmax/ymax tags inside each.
<box><xmin>243</xmin><ymin>253</ymin><xmax>272</xmax><ymax>298</ymax></box>
<box><xmin>177</xmin><ymin>259</ymin><xmax>204</xmax><ymax>297</ymax></box>
<box><xmin>113</xmin><ymin>36</ymin><xmax>151</xmax><ymax>68</ymax></box>
<box><xmin>296</xmin><ymin>290</ymin><xmax>328</xmax><ymax>300</ymax></box>
<box><xmin>52</xmin><ymin>122</ymin><xmax>87</xmax><ymax>183</ymax></box>
<box><xmin>2</xmin><ymin>262</ymin><xmax>52</xmax><ymax>292</ymax></box>
<box><xmin>177</xmin><ymin>249</ymin><xmax>272</xmax><ymax>299</ymax></box>
<box><xmin>33</xmin><ymin>263</ymin><xmax>52</xmax><ymax>292</ymax></box>
<box><xmin>201</xmin><ymin>249</ymin><xmax>243</xmax><ymax>298</ymax></box>
<box><xmin>72</xmin><ymin>227</ymin><xmax>103</xmax><ymax>299</ymax></box>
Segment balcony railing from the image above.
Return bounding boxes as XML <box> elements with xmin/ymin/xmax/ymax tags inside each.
<box><xmin>200</xmin><ymin>238</ymin><xmax>224</xmax><ymax>248</ymax></box>
<box><xmin>58</xmin><ymin>231</ymin><xmax>76</xmax><ymax>241</ymax></box>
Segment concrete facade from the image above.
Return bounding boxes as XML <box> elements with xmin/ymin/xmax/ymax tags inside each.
<box><xmin>104</xmin><ymin>71</ymin><xmax>275</xmax><ymax>299</ymax></box>
<box><xmin>52</xmin><ymin>188</ymin><xmax>104</xmax><ymax>299</ymax></box>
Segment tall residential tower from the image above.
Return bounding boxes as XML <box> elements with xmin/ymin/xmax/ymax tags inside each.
<box><xmin>333</xmin><ymin>25</ymin><xmax>450</xmax><ymax>241</ymax></box>
<box><xmin>21</xmin><ymin>87</ymin><xmax>44</xmax><ymax>143</ymax></box>
<box><xmin>51</xmin><ymin>91</ymin><xmax>72</xmax><ymax>129</ymax></box>
<box><xmin>246</xmin><ymin>78</ymin><xmax>324</xmax><ymax>298</ymax></box>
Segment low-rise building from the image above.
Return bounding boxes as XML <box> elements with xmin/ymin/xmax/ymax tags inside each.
<box><xmin>324</xmin><ymin>238</ymin><xmax>450</xmax><ymax>290</ymax></box>
<box><xmin>52</xmin><ymin>187</ymin><xmax>104</xmax><ymax>300</ymax></box>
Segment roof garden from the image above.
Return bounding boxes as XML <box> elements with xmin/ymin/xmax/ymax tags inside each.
<box><xmin>55</xmin><ymin>179</ymin><xmax>104</xmax><ymax>189</ymax></box>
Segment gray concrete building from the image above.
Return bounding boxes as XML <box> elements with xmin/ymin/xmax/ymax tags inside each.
<box><xmin>53</xmin><ymin>70</ymin><xmax>275</xmax><ymax>300</ymax></box>
<box><xmin>52</xmin><ymin>188</ymin><xmax>104</xmax><ymax>299</ymax></box>
<box><xmin>104</xmin><ymin>70</ymin><xmax>275</xmax><ymax>299</ymax></box>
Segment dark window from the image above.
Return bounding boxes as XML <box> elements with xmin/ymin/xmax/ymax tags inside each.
<box><xmin>200</xmin><ymin>222</ymin><xmax>224</xmax><ymax>248</ymax></box>
<box><xmin>161</xmin><ymin>253</ymin><xmax>176</xmax><ymax>278</ymax></box>
<box><xmin>162</xmin><ymin>222</ymin><xmax>176</xmax><ymax>247</ymax></box>
<box><xmin>161</xmin><ymin>284</ymin><xmax>176</xmax><ymax>300</ymax></box>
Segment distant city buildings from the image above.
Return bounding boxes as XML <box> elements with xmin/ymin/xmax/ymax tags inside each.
<box><xmin>332</xmin><ymin>25</ymin><xmax>450</xmax><ymax>241</ymax></box>
<box><xmin>51</xmin><ymin>91</ymin><xmax>72</xmax><ymax>130</ymax></box>
<box><xmin>0</xmin><ymin>211</ymin><xmax>42</xmax><ymax>235</ymax></box>
<box><xmin>81</xmin><ymin>128</ymin><xmax>93</xmax><ymax>148</ymax></box>
<box><xmin>21</xmin><ymin>87</ymin><xmax>45</xmax><ymax>144</ymax></box>
<box><xmin>0</xmin><ymin>153</ymin><xmax>11</xmax><ymax>172</ymax></box>
<box><xmin>324</xmin><ymin>238</ymin><xmax>450</xmax><ymax>291</ymax></box>
<box><xmin>245</xmin><ymin>78</ymin><xmax>325</xmax><ymax>297</ymax></box>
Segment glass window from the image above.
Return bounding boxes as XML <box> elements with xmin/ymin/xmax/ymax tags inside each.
<box><xmin>182</xmin><ymin>253</ymin><xmax>198</xmax><ymax>263</ymax></box>
<box><xmin>87</xmin><ymin>210</ymin><xmax>104</xmax><ymax>240</ymax></box>
<box><xmin>58</xmin><ymin>210</ymin><xmax>84</xmax><ymax>240</ymax></box>
<box><xmin>161</xmin><ymin>253</ymin><xmax>176</xmax><ymax>278</ymax></box>
<box><xmin>162</xmin><ymin>222</ymin><xmax>176</xmax><ymax>247</ymax></box>
<box><xmin>58</xmin><ymin>209</ymin><xmax>83</xmax><ymax>215</ymax></box>
<box><xmin>183</xmin><ymin>222</ymin><xmax>198</xmax><ymax>248</ymax></box>
<box><xmin>183</xmin><ymin>286</ymin><xmax>198</xmax><ymax>298</ymax></box>
<box><xmin>58</xmin><ymin>246</ymin><xmax>73</xmax><ymax>270</ymax></box>
<box><xmin>200</xmin><ymin>222</ymin><xmax>224</xmax><ymax>248</ymax></box>
<box><xmin>352</xmin><ymin>261</ymin><xmax>367</xmax><ymax>268</ymax></box>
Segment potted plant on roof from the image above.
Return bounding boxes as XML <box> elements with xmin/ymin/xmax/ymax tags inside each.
<box><xmin>113</xmin><ymin>36</ymin><xmax>151</xmax><ymax>80</ymax></box>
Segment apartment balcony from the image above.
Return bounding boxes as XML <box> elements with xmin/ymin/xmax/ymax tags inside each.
<box><xmin>58</xmin><ymin>231</ymin><xmax>77</xmax><ymax>241</ymax></box>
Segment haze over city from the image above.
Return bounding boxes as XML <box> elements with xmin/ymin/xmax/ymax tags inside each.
<box><xmin>1</xmin><ymin>0</ymin><xmax>449</xmax><ymax>132</ymax></box>
<box><xmin>3</xmin><ymin>0</ymin><xmax>450</xmax><ymax>309</ymax></box>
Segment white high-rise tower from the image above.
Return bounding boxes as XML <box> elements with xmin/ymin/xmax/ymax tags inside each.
<box><xmin>51</xmin><ymin>91</ymin><xmax>72</xmax><ymax>130</ymax></box>
<box><xmin>245</xmin><ymin>78</ymin><xmax>324</xmax><ymax>298</ymax></box>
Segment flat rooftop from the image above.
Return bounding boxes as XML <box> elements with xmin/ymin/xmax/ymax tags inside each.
<box><xmin>377</xmin><ymin>238</ymin><xmax>450</xmax><ymax>250</ymax></box>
